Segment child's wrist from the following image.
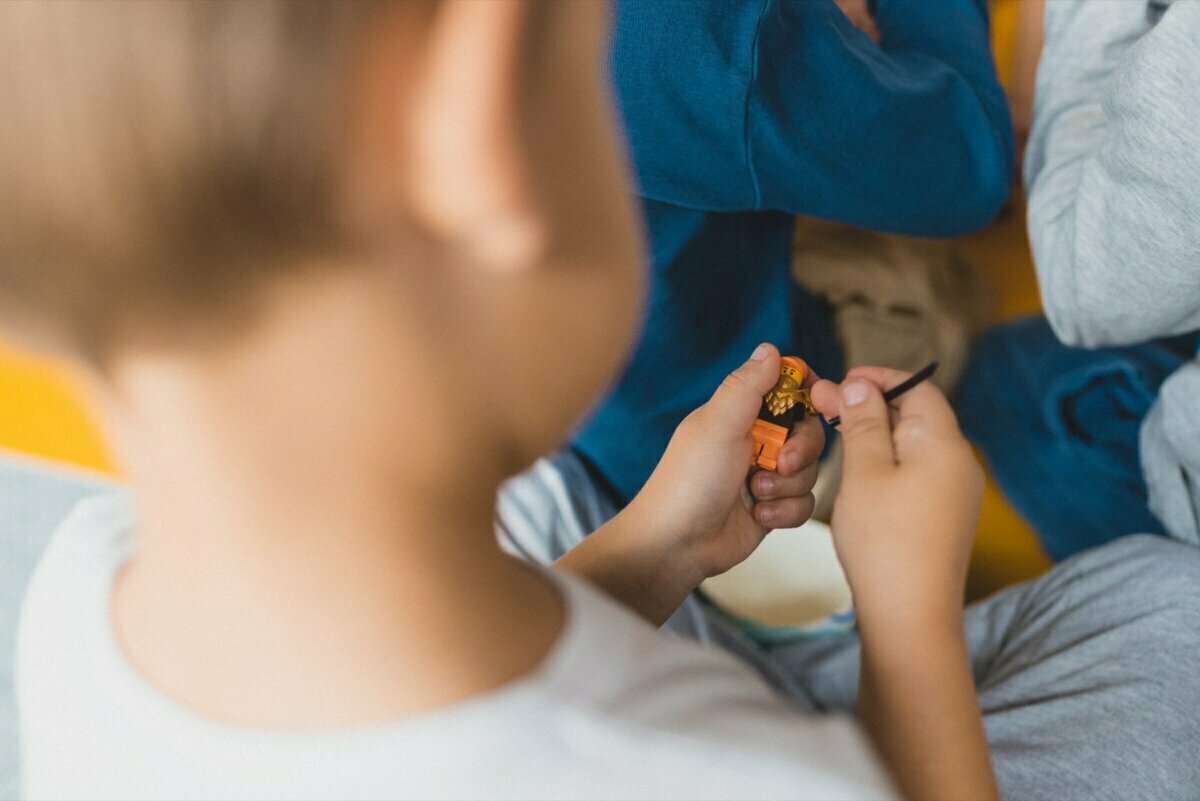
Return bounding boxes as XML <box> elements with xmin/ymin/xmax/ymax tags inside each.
<box><xmin>622</xmin><ymin>500</ymin><xmax>708</xmax><ymax>585</ymax></box>
<box><xmin>854</xmin><ymin>592</ymin><xmax>965</xmax><ymax>646</ymax></box>
<box><xmin>605</xmin><ymin>501</ymin><xmax>708</xmax><ymax>591</ymax></box>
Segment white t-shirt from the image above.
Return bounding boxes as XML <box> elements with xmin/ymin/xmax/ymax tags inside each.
<box><xmin>16</xmin><ymin>493</ymin><xmax>895</xmax><ymax>801</ymax></box>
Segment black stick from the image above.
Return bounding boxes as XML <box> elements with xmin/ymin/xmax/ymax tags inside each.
<box><xmin>826</xmin><ymin>361</ymin><xmax>939</xmax><ymax>428</ymax></box>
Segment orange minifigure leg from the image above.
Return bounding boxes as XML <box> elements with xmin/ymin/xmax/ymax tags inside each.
<box><xmin>750</xmin><ymin>419</ymin><xmax>789</xmax><ymax>471</ymax></box>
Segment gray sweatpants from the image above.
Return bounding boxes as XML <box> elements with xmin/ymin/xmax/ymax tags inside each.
<box><xmin>498</xmin><ymin>452</ymin><xmax>1200</xmax><ymax>800</ymax></box>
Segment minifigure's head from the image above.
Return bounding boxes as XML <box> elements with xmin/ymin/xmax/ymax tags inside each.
<box><xmin>0</xmin><ymin>1</ymin><xmax>644</xmax><ymax>476</ymax></box>
<box><xmin>765</xmin><ymin>357</ymin><xmax>810</xmax><ymax>417</ymax></box>
<box><xmin>778</xmin><ymin>357</ymin><xmax>809</xmax><ymax>388</ymax></box>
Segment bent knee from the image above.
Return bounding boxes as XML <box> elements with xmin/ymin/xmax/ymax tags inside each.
<box><xmin>1066</xmin><ymin>535</ymin><xmax>1200</xmax><ymax>619</ymax></box>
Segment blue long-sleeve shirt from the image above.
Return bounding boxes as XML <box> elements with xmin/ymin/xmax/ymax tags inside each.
<box><xmin>573</xmin><ymin>0</ymin><xmax>1015</xmax><ymax>503</ymax></box>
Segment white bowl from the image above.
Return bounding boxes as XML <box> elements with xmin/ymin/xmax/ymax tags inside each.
<box><xmin>700</xmin><ymin>519</ymin><xmax>855</xmax><ymax>642</ymax></box>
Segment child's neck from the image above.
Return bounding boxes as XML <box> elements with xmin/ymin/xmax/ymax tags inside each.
<box><xmin>98</xmin><ymin>274</ymin><xmax>565</xmax><ymax>729</ymax></box>
<box><xmin>113</xmin><ymin>471</ymin><xmax>563</xmax><ymax>730</ymax></box>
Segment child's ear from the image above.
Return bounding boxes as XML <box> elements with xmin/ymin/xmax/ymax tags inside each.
<box><xmin>406</xmin><ymin>0</ymin><xmax>546</xmax><ymax>274</ymax></box>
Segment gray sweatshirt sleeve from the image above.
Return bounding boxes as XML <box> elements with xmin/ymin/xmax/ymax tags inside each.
<box><xmin>1024</xmin><ymin>0</ymin><xmax>1200</xmax><ymax>348</ymax></box>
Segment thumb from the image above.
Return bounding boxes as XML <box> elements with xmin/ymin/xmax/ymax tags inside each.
<box><xmin>838</xmin><ymin>378</ymin><xmax>896</xmax><ymax>478</ymax></box>
<box><xmin>700</xmin><ymin>343</ymin><xmax>781</xmax><ymax>438</ymax></box>
<box><xmin>810</xmin><ymin>378</ymin><xmax>842</xmax><ymax>418</ymax></box>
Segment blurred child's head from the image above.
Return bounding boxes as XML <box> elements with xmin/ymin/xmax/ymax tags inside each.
<box><xmin>0</xmin><ymin>0</ymin><xmax>643</xmax><ymax>474</ymax></box>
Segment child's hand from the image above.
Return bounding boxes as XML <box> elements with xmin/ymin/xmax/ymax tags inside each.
<box><xmin>627</xmin><ymin>344</ymin><xmax>825</xmax><ymax>582</ymax></box>
<box><xmin>811</xmin><ymin>369</ymin><xmax>997</xmax><ymax>801</ymax></box>
<box><xmin>558</xmin><ymin>343</ymin><xmax>822</xmax><ymax>625</ymax></box>
<box><xmin>810</xmin><ymin>368</ymin><xmax>983</xmax><ymax>624</ymax></box>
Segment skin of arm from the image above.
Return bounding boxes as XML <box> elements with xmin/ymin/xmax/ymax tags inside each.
<box><xmin>557</xmin><ymin>344</ymin><xmax>824</xmax><ymax>626</ymax></box>
<box><xmin>1026</xmin><ymin>0</ymin><xmax>1200</xmax><ymax>348</ymax></box>
<box><xmin>811</xmin><ymin>369</ymin><xmax>997</xmax><ymax>801</ymax></box>
<box><xmin>555</xmin><ymin>507</ymin><xmax>704</xmax><ymax>627</ymax></box>
<box><xmin>834</xmin><ymin>0</ymin><xmax>880</xmax><ymax>43</ymax></box>
<box><xmin>858</xmin><ymin>613</ymin><xmax>990</xmax><ymax>801</ymax></box>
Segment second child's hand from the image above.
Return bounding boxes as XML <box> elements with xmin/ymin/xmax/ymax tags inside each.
<box><xmin>811</xmin><ymin>368</ymin><xmax>998</xmax><ymax>801</ymax></box>
<box><xmin>824</xmin><ymin>361</ymin><xmax>938</xmax><ymax>428</ymax></box>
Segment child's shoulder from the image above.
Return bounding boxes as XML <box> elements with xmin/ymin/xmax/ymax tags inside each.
<box><xmin>457</xmin><ymin>568</ymin><xmax>896</xmax><ymax>799</ymax></box>
<box><xmin>15</xmin><ymin>490</ymin><xmax>134</xmax><ymax>763</ymax></box>
<box><xmin>17</xmin><ymin>490</ymin><xmax>133</xmax><ymax>678</ymax></box>
<box><xmin>548</xmin><ymin>570</ymin><xmax>888</xmax><ymax>770</ymax></box>
<box><xmin>26</xmin><ymin>490</ymin><xmax>134</xmax><ymax>590</ymax></box>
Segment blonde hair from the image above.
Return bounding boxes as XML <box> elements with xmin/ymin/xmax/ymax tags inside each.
<box><xmin>0</xmin><ymin>0</ymin><xmax>432</xmax><ymax>361</ymax></box>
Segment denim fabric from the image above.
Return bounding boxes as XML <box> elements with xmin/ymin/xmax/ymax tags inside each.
<box><xmin>573</xmin><ymin>0</ymin><xmax>1014</xmax><ymax>504</ymax></box>
<box><xmin>957</xmin><ymin>316</ymin><xmax>1200</xmax><ymax>561</ymax></box>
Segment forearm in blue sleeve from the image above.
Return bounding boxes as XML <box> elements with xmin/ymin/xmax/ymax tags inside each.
<box><xmin>749</xmin><ymin>0</ymin><xmax>1015</xmax><ymax>235</ymax></box>
<box><xmin>610</xmin><ymin>0</ymin><xmax>763</xmax><ymax>211</ymax></box>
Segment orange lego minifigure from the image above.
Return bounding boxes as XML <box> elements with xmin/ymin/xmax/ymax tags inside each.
<box><xmin>750</xmin><ymin>356</ymin><xmax>816</xmax><ymax>471</ymax></box>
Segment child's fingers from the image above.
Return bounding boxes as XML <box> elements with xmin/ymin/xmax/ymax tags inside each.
<box><xmin>837</xmin><ymin>379</ymin><xmax>895</xmax><ymax>477</ymax></box>
<box><xmin>775</xmin><ymin>414</ymin><xmax>825</xmax><ymax>476</ymax></box>
<box><xmin>700</xmin><ymin>343</ymin><xmax>781</xmax><ymax>439</ymax></box>
<box><xmin>842</xmin><ymin>365</ymin><xmax>958</xmax><ymax>436</ymax></box>
<box><xmin>753</xmin><ymin>493</ymin><xmax>816</xmax><ymax>529</ymax></box>
<box><xmin>752</xmin><ymin>462</ymin><xmax>817</xmax><ymax>501</ymax></box>
<box><xmin>810</xmin><ymin>378</ymin><xmax>842</xmax><ymax>418</ymax></box>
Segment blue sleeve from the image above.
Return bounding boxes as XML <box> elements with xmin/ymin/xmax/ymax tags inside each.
<box><xmin>611</xmin><ymin>0</ymin><xmax>1016</xmax><ymax>236</ymax></box>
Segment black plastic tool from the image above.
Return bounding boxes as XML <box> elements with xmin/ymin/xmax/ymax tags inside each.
<box><xmin>827</xmin><ymin>361</ymin><xmax>939</xmax><ymax>428</ymax></box>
